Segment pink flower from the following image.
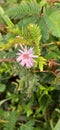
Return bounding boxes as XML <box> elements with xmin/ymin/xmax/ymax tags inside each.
<box><xmin>16</xmin><ymin>45</ymin><xmax>38</xmax><ymax>68</ymax></box>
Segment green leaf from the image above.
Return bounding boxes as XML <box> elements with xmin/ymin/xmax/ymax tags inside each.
<box><xmin>53</xmin><ymin>119</ymin><xmax>60</xmax><ymax>130</ymax></box>
<box><xmin>0</xmin><ymin>6</ymin><xmax>14</xmax><ymax>28</ymax></box>
<box><xmin>0</xmin><ymin>98</ymin><xmax>10</xmax><ymax>106</ymax></box>
<box><xmin>37</xmin><ymin>16</ymin><xmax>49</xmax><ymax>41</ymax></box>
<box><xmin>0</xmin><ymin>83</ymin><xmax>6</xmax><ymax>92</ymax></box>
<box><xmin>45</xmin><ymin>6</ymin><xmax>60</xmax><ymax>37</ymax></box>
<box><xmin>27</xmin><ymin>24</ymin><xmax>41</xmax><ymax>44</ymax></box>
<box><xmin>19</xmin><ymin>120</ymin><xmax>34</xmax><ymax>130</ymax></box>
<box><xmin>38</xmin><ymin>56</ymin><xmax>47</xmax><ymax>71</ymax></box>
<box><xmin>27</xmin><ymin>24</ymin><xmax>41</xmax><ymax>55</ymax></box>
<box><xmin>27</xmin><ymin>109</ymin><xmax>33</xmax><ymax>117</ymax></box>
<box><xmin>6</xmin><ymin>1</ymin><xmax>40</xmax><ymax>20</ymax></box>
<box><xmin>4</xmin><ymin>111</ymin><xmax>18</xmax><ymax>130</ymax></box>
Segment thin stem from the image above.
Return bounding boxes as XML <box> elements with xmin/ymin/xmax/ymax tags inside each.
<box><xmin>42</xmin><ymin>42</ymin><xmax>55</xmax><ymax>47</ymax></box>
<box><xmin>0</xmin><ymin>58</ymin><xmax>16</xmax><ymax>62</ymax></box>
<box><xmin>32</xmin><ymin>69</ymin><xmax>60</xmax><ymax>76</ymax></box>
<box><xmin>0</xmin><ymin>119</ymin><xmax>8</xmax><ymax>123</ymax></box>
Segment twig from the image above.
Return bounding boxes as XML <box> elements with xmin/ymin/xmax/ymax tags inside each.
<box><xmin>42</xmin><ymin>42</ymin><xmax>55</xmax><ymax>47</ymax></box>
<box><xmin>0</xmin><ymin>58</ymin><xmax>16</xmax><ymax>62</ymax></box>
<box><xmin>42</xmin><ymin>42</ymin><xmax>60</xmax><ymax>48</ymax></box>
<box><xmin>0</xmin><ymin>119</ymin><xmax>8</xmax><ymax>123</ymax></box>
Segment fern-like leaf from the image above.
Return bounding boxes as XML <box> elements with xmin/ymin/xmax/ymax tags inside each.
<box><xmin>6</xmin><ymin>1</ymin><xmax>40</xmax><ymax>20</ymax></box>
<box><xmin>4</xmin><ymin>111</ymin><xmax>17</xmax><ymax>130</ymax></box>
<box><xmin>0</xmin><ymin>6</ymin><xmax>14</xmax><ymax>28</ymax></box>
<box><xmin>27</xmin><ymin>24</ymin><xmax>41</xmax><ymax>55</ymax></box>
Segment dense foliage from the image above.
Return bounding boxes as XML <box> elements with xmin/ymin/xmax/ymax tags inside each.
<box><xmin>0</xmin><ymin>0</ymin><xmax>60</xmax><ymax>130</ymax></box>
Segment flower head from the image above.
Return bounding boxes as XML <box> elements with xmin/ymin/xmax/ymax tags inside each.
<box><xmin>16</xmin><ymin>45</ymin><xmax>38</xmax><ymax>68</ymax></box>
